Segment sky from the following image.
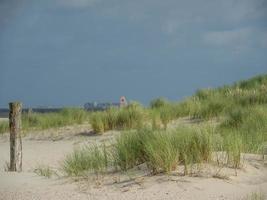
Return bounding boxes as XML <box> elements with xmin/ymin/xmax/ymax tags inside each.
<box><xmin>0</xmin><ymin>0</ymin><xmax>267</xmax><ymax>108</ymax></box>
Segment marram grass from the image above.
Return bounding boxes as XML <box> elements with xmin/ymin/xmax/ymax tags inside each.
<box><xmin>62</xmin><ymin>144</ymin><xmax>109</xmax><ymax>176</ymax></box>
<box><xmin>0</xmin><ymin>108</ymin><xmax>90</xmax><ymax>134</ymax></box>
<box><xmin>0</xmin><ymin>121</ymin><xmax>9</xmax><ymax>134</ymax></box>
<box><xmin>63</xmin><ymin>126</ymin><xmax>230</xmax><ymax>176</ymax></box>
<box><xmin>90</xmin><ymin>103</ymin><xmax>145</xmax><ymax>133</ymax></box>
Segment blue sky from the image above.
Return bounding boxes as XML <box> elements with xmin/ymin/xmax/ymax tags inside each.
<box><xmin>0</xmin><ymin>0</ymin><xmax>266</xmax><ymax>107</ymax></box>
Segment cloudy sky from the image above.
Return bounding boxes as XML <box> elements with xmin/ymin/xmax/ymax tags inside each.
<box><xmin>0</xmin><ymin>0</ymin><xmax>266</xmax><ymax>107</ymax></box>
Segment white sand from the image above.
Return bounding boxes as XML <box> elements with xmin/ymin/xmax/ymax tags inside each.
<box><xmin>0</xmin><ymin>125</ymin><xmax>266</xmax><ymax>200</ymax></box>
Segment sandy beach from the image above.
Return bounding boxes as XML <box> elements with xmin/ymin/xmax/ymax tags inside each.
<box><xmin>0</xmin><ymin>124</ymin><xmax>266</xmax><ymax>200</ymax></box>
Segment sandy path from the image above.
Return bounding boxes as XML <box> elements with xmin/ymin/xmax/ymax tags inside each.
<box><xmin>0</xmin><ymin>126</ymin><xmax>266</xmax><ymax>200</ymax></box>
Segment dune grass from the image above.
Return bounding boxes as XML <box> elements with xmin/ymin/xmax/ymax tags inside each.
<box><xmin>22</xmin><ymin>108</ymin><xmax>90</xmax><ymax>130</ymax></box>
<box><xmin>113</xmin><ymin>129</ymin><xmax>147</xmax><ymax>171</ymax></box>
<box><xmin>223</xmin><ymin>133</ymin><xmax>243</xmax><ymax>169</ymax></box>
<box><xmin>244</xmin><ymin>192</ymin><xmax>265</xmax><ymax>200</ymax></box>
<box><xmin>145</xmin><ymin>74</ymin><xmax>267</xmax><ymax>154</ymax></box>
<box><xmin>150</xmin><ymin>97</ymin><xmax>169</xmax><ymax>109</ymax></box>
<box><xmin>0</xmin><ymin>121</ymin><xmax>9</xmax><ymax>134</ymax></box>
<box><xmin>62</xmin><ymin>144</ymin><xmax>109</xmax><ymax>176</ymax></box>
<box><xmin>170</xmin><ymin>126</ymin><xmax>214</xmax><ymax>174</ymax></box>
<box><xmin>150</xmin><ymin>110</ymin><xmax>162</xmax><ymax>130</ymax></box>
<box><xmin>90</xmin><ymin>103</ymin><xmax>145</xmax><ymax>133</ymax></box>
<box><xmin>34</xmin><ymin>165</ymin><xmax>55</xmax><ymax>178</ymax></box>
<box><xmin>0</xmin><ymin>108</ymin><xmax>91</xmax><ymax>134</ymax></box>
<box><xmin>144</xmin><ymin>131</ymin><xmax>179</xmax><ymax>173</ymax></box>
<box><xmin>64</xmin><ymin>125</ymin><xmax>245</xmax><ymax>176</ymax></box>
<box><xmin>149</xmin><ymin>74</ymin><xmax>267</xmax><ymax>121</ymax></box>
<box><xmin>219</xmin><ymin>105</ymin><xmax>267</xmax><ymax>153</ymax></box>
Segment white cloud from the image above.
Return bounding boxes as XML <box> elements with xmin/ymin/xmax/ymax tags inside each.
<box><xmin>203</xmin><ymin>28</ymin><xmax>267</xmax><ymax>54</ymax></box>
<box><xmin>54</xmin><ymin>0</ymin><xmax>267</xmax><ymax>52</ymax></box>
<box><xmin>157</xmin><ymin>0</ymin><xmax>266</xmax><ymax>41</ymax></box>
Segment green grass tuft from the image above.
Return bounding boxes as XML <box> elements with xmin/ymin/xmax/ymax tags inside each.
<box><xmin>244</xmin><ymin>191</ymin><xmax>265</xmax><ymax>200</ymax></box>
<box><xmin>22</xmin><ymin>108</ymin><xmax>90</xmax><ymax>130</ymax></box>
<box><xmin>34</xmin><ymin>165</ymin><xmax>54</xmax><ymax>178</ymax></box>
<box><xmin>0</xmin><ymin>121</ymin><xmax>9</xmax><ymax>134</ymax></box>
<box><xmin>144</xmin><ymin>131</ymin><xmax>178</xmax><ymax>173</ymax></box>
<box><xmin>223</xmin><ymin>133</ymin><xmax>243</xmax><ymax>169</ymax></box>
<box><xmin>90</xmin><ymin>103</ymin><xmax>145</xmax><ymax>133</ymax></box>
<box><xmin>62</xmin><ymin>144</ymin><xmax>109</xmax><ymax>176</ymax></box>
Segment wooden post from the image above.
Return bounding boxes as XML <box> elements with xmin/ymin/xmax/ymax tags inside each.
<box><xmin>9</xmin><ymin>102</ymin><xmax>22</xmax><ymax>172</ymax></box>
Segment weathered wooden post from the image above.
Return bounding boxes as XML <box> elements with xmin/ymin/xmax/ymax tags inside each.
<box><xmin>9</xmin><ymin>102</ymin><xmax>22</xmax><ymax>172</ymax></box>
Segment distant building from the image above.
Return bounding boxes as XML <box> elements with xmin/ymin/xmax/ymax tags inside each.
<box><xmin>84</xmin><ymin>96</ymin><xmax>127</xmax><ymax>111</ymax></box>
<box><xmin>120</xmin><ymin>96</ymin><xmax>128</xmax><ymax>107</ymax></box>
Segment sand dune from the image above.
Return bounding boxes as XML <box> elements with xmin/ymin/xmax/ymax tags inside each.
<box><xmin>0</xmin><ymin>125</ymin><xmax>266</xmax><ymax>200</ymax></box>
